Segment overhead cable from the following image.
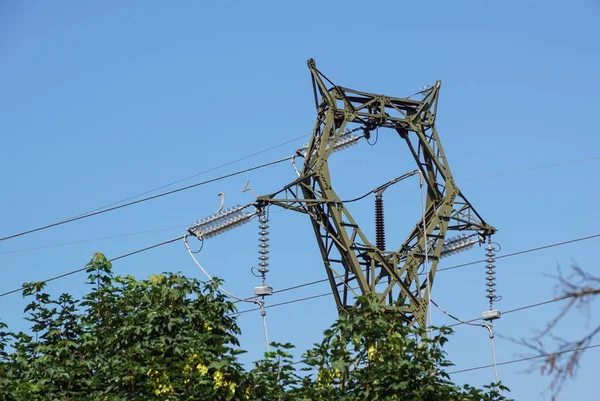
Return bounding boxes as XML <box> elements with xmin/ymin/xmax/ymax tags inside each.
<box><xmin>447</xmin><ymin>297</ymin><xmax>567</xmax><ymax>328</ymax></box>
<box><xmin>2</xmin><ymin>231</ymin><xmax>597</xmax><ymax>302</ymax></box>
<box><xmin>234</xmin><ymin>285</ymin><xmax>590</xmax><ymax>321</ymax></box>
<box><xmin>235</xmin><ymin>233</ymin><xmax>600</xmax><ymax>304</ymax></box>
<box><xmin>0</xmin><ymin>157</ymin><xmax>291</xmax><ymax>243</ymax></box>
<box><xmin>184</xmin><ymin>231</ymin><xmax>272</xmax><ymax>352</ymax></box>
<box><xmin>460</xmin><ymin>155</ymin><xmax>600</xmax><ymax>183</ymax></box>
<box><xmin>447</xmin><ymin>344</ymin><xmax>600</xmax><ymax>375</ymax></box>
<box><xmin>249</xmin><ymin>293</ymin><xmax>596</xmax><ymax>371</ymax></box>
<box><xmin>437</xmin><ymin>233</ymin><xmax>600</xmax><ymax>273</ymax></box>
<box><xmin>0</xmin><ymin>235</ymin><xmax>184</xmax><ymax>298</ymax></box>
<box><xmin>386</xmin><ymin>155</ymin><xmax>600</xmax><ymax>195</ymax></box>
<box><xmin>1</xmin><ymin>150</ymin><xmax>597</xmax><ymax>245</ymax></box>
<box><xmin>70</xmin><ymin>134</ymin><xmax>309</xmax><ymax>218</ymax></box>
<box><xmin>0</xmin><ymin>225</ymin><xmax>188</xmax><ymax>255</ymax></box>
<box><xmin>183</xmin><ymin>235</ymin><xmax>256</xmax><ymax>303</ymax></box>
<box><xmin>232</xmin><ymin>292</ymin><xmax>331</xmax><ymax>316</ymax></box>
<box><xmin>1</xmin><ymin>152</ymin><xmax>596</xmax><ymax>244</ymax></box>
<box><xmin>430</xmin><ymin>299</ymin><xmax>500</xmax><ymax>385</ymax></box>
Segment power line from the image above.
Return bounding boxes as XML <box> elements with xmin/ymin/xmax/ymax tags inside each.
<box><xmin>236</xmin><ymin>290</ymin><xmax>589</xmax><ymax>384</ymax></box>
<box><xmin>232</xmin><ymin>292</ymin><xmax>331</xmax><ymax>316</ymax></box>
<box><xmin>447</xmin><ymin>344</ymin><xmax>600</xmax><ymax>375</ymax></box>
<box><xmin>447</xmin><ymin>297</ymin><xmax>567</xmax><ymax>328</ymax></box>
<box><xmin>11</xmin><ymin>237</ymin><xmax>589</xmax><ymax>381</ymax></box>
<box><xmin>460</xmin><ymin>155</ymin><xmax>600</xmax><ymax>183</ymax></box>
<box><xmin>0</xmin><ymin>235</ymin><xmax>183</xmax><ymax>298</ymax></box>
<box><xmin>233</xmin><ymin>279</ymin><xmax>591</xmax><ymax>377</ymax></box>
<box><xmin>5</xmin><ymin>228</ymin><xmax>596</xmax><ymax>290</ymax></box>
<box><xmin>274</xmin><ymin>278</ymin><xmax>329</xmax><ymax>295</ymax></box>
<box><xmin>2</xmin><ymin>234</ymin><xmax>594</xmax><ymax>379</ymax></box>
<box><xmin>230</xmin><ymin>231</ymin><xmax>600</xmax><ymax>315</ymax></box>
<box><xmin>0</xmin><ymin>157</ymin><xmax>291</xmax><ymax>243</ymax></box>
<box><xmin>70</xmin><ymin>134</ymin><xmax>309</xmax><ymax>219</ymax></box>
<box><xmin>233</xmin><ymin>289</ymin><xmax>571</xmax><ymax>318</ymax></box>
<box><xmin>3</xmin><ymin>230</ymin><xmax>597</xmax><ymax>303</ymax></box>
<box><xmin>236</xmin><ymin>233</ymin><xmax>600</xmax><ymax>304</ymax></box>
<box><xmin>239</xmin><ymin>292</ymin><xmax>597</xmax><ymax>370</ymax></box>
<box><xmin>437</xmin><ymin>233</ymin><xmax>600</xmax><ymax>273</ymax></box>
<box><xmin>386</xmin><ymin>155</ymin><xmax>600</xmax><ymax>195</ymax></box>
<box><xmin>1</xmin><ymin>151</ymin><xmax>596</xmax><ymax>245</ymax></box>
<box><xmin>229</xmin><ymin>278</ymin><xmax>333</xmax><ymax>307</ymax></box>
<box><xmin>0</xmin><ymin>225</ymin><xmax>188</xmax><ymax>255</ymax></box>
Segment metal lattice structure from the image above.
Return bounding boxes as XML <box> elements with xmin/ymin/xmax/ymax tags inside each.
<box><xmin>257</xmin><ymin>59</ymin><xmax>496</xmax><ymax>327</ymax></box>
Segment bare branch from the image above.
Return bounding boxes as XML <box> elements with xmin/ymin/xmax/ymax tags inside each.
<box><xmin>507</xmin><ymin>264</ymin><xmax>599</xmax><ymax>400</ymax></box>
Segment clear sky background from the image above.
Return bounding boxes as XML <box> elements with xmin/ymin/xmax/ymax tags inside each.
<box><xmin>1</xmin><ymin>1</ymin><xmax>599</xmax><ymax>399</ymax></box>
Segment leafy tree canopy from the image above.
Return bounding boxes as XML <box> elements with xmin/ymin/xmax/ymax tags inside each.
<box><xmin>0</xmin><ymin>253</ymin><xmax>510</xmax><ymax>400</ymax></box>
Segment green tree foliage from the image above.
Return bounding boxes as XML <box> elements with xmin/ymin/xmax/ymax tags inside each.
<box><xmin>0</xmin><ymin>254</ymin><xmax>509</xmax><ymax>400</ymax></box>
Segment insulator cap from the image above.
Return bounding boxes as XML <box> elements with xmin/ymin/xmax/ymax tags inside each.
<box><xmin>254</xmin><ymin>285</ymin><xmax>273</xmax><ymax>296</ymax></box>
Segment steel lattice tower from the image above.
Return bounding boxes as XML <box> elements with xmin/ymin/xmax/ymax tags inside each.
<box><xmin>257</xmin><ymin>59</ymin><xmax>496</xmax><ymax>327</ymax></box>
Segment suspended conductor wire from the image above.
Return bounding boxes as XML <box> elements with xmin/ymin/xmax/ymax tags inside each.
<box><xmin>256</xmin><ymin>291</ymin><xmax>595</xmax><ymax>372</ymax></box>
<box><xmin>232</xmin><ymin>290</ymin><xmax>590</xmax><ymax>371</ymax></box>
<box><xmin>1</xmin><ymin>147</ymin><xmax>596</xmax><ymax>244</ymax></box>
<box><xmin>69</xmin><ymin>133</ymin><xmax>310</xmax><ymax>219</ymax></box>
<box><xmin>0</xmin><ymin>224</ymin><xmax>189</xmax><ymax>255</ymax></box>
<box><xmin>0</xmin><ymin>156</ymin><xmax>292</xmax><ymax>243</ymax></box>
<box><xmin>339</xmin><ymin>189</ymin><xmax>377</xmax><ymax>204</ymax></box>
<box><xmin>190</xmin><ymin>237</ymin><xmax>204</xmax><ymax>254</ymax></box>
<box><xmin>366</xmin><ymin>126</ymin><xmax>379</xmax><ymax>146</ymax></box>
<box><xmin>341</xmin><ymin>170</ymin><xmax>419</xmax><ymax>204</ymax></box>
<box><xmin>488</xmin><ymin>328</ymin><xmax>500</xmax><ymax>387</ymax></box>
<box><xmin>263</xmin><ymin>311</ymin><xmax>270</xmax><ymax>352</ymax></box>
<box><xmin>2</xmin><ymin>127</ymin><xmax>361</xmax><ymax>244</ymax></box>
<box><xmin>183</xmin><ymin>235</ymin><xmax>255</xmax><ymax>304</ymax></box>
<box><xmin>274</xmin><ymin>154</ymin><xmax>600</xmax><ymax>210</ymax></box>
<box><xmin>447</xmin><ymin>344</ymin><xmax>600</xmax><ymax>375</ymax></box>
<box><xmin>437</xmin><ymin>232</ymin><xmax>600</xmax><ymax>273</ymax></box>
<box><xmin>0</xmin><ymin>235</ymin><xmax>184</xmax><ymax>298</ymax></box>
<box><xmin>183</xmin><ymin>235</ymin><xmax>272</xmax><ymax>352</ymax></box>
<box><xmin>430</xmin><ymin>299</ymin><xmax>500</xmax><ymax>386</ymax></box>
<box><xmin>234</xmin><ymin>285</ymin><xmax>586</xmax><ymax>344</ymax></box>
<box><xmin>259</xmin><ymin>300</ymin><xmax>270</xmax><ymax>353</ymax></box>
<box><xmin>291</xmin><ymin>155</ymin><xmax>301</xmax><ymax>177</ymax></box>
<box><xmin>386</xmin><ymin>155</ymin><xmax>600</xmax><ymax>196</ymax></box>
<box><xmin>3</xmin><ymin>231</ymin><xmax>598</xmax><ymax>303</ymax></box>
<box><xmin>230</xmin><ymin>232</ymin><xmax>600</xmax><ymax>307</ymax></box>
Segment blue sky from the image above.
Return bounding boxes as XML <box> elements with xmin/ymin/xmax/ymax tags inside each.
<box><xmin>1</xmin><ymin>1</ymin><xmax>599</xmax><ymax>399</ymax></box>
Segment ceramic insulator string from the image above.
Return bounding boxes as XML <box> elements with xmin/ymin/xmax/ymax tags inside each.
<box><xmin>485</xmin><ymin>238</ymin><xmax>501</xmax><ymax>309</ymax></box>
<box><xmin>258</xmin><ymin>215</ymin><xmax>270</xmax><ymax>277</ymax></box>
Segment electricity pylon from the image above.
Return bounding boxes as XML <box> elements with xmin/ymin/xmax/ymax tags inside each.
<box><xmin>256</xmin><ymin>59</ymin><xmax>496</xmax><ymax>327</ymax></box>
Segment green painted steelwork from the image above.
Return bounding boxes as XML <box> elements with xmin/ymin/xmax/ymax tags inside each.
<box><xmin>257</xmin><ymin>59</ymin><xmax>496</xmax><ymax>327</ymax></box>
